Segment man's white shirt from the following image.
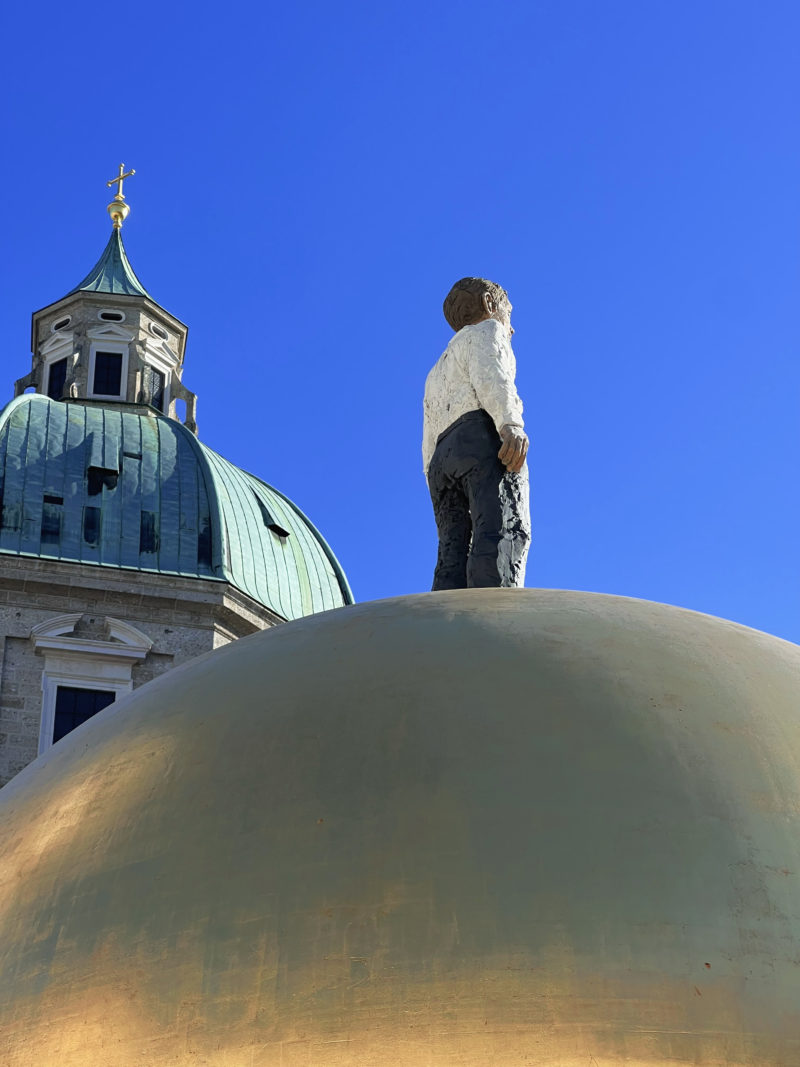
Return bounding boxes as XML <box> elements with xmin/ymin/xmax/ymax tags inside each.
<box><xmin>422</xmin><ymin>318</ymin><xmax>525</xmax><ymax>475</ymax></box>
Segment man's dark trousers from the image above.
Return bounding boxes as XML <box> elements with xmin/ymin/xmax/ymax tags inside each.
<box><xmin>428</xmin><ymin>410</ymin><xmax>530</xmax><ymax>590</ymax></box>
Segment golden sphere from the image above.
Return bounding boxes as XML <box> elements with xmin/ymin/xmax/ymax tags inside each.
<box><xmin>1</xmin><ymin>590</ymin><xmax>799</xmax><ymax>1064</ymax></box>
<box><xmin>107</xmin><ymin>197</ymin><xmax>130</xmax><ymax>227</ymax></box>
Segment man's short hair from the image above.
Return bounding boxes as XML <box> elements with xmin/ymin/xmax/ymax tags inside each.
<box><xmin>443</xmin><ymin>277</ymin><xmax>508</xmax><ymax>332</ymax></box>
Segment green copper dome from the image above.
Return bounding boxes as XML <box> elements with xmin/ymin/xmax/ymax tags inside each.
<box><xmin>0</xmin><ymin>395</ymin><xmax>352</xmax><ymax>619</ymax></box>
<box><xmin>66</xmin><ymin>229</ymin><xmax>151</xmax><ymax>299</ymax></box>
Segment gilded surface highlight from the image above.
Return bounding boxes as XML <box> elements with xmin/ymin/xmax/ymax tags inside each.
<box><xmin>0</xmin><ymin>590</ymin><xmax>799</xmax><ymax>1063</ymax></box>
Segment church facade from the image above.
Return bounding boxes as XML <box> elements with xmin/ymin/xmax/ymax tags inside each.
<box><xmin>0</xmin><ymin>178</ymin><xmax>352</xmax><ymax>786</ymax></box>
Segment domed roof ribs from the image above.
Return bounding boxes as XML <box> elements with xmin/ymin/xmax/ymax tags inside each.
<box><xmin>167</xmin><ymin>419</ymin><xmax>230</xmax><ymax>584</ymax></box>
<box><xmin>247</xmin><ymin>473</ymin><xmax>355</xmax><ymax>606</ymax></box>
<box><xmin>0</xmin><ymin>395</ymin><xmax>352</xmax><ymax>620</ymax></box>
<box><xmin>194</xmin><ymin>442</ymin><xmax>355</xmax><ymax>616</ymax></box>
<box><xmin>66</xmin><ymin>229</ymin><xmax>151</xmax><ymax>299</ymax></box>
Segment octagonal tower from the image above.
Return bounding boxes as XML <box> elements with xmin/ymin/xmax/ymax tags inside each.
<box><xmin>0</xmin><ymin>171</ymin><xmax>352</xmax><ymax>786</ymax></box>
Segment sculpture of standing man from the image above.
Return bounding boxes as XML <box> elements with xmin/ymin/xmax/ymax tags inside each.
<box><xmin>423</xmin><ymin>277</ymin><xmax>531</xmax><ymax>590</ymax></box>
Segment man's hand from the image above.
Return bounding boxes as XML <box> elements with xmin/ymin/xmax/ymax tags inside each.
<box><xmin>498</xmin><ymin>424</ymin><xmax>528</xmax><ymax>473</ymax></box>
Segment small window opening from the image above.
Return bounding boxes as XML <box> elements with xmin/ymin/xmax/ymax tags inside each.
<box><xmin>83</xmin><ymin>506</ymin><xmax>101</xmax><ymax>546</ymax></box>
<box><xmin>141</xmin><ymin>365</ymin><xmax>165</xmax><ymax>412</ymax></box>
<box><xmin>87</xmin><ymin>467</ymin><xmax>118</xmax><ymax>495</ymax></box>
<box><xmin>123</xmin><ymin>450</ymin><xmax>142</xmax><ymax>461</ymax></box>
<box><xmin>44</xmin><ymin>494</ymin><xmax>63</xmax><ymax>505</ymax></box>
<box><xmin>53</xmin><ymin>316</ymin><xmax>71</xmax><ymax>331</ymax></box>
<box><xmin>150</xmin><ymin>322</ymin><xmax>168</xmax><ymax>340</ymax></box>
<box><xmin>99</xmin><ymin>311</ymin><xmax>124</xmax><ymax>322</ymax></box>
<box><xmin>197</xmin><ymin>518</ymin><xmax>212</xmax><ymax>568</ymax></box>
<box><xmin>47</xmin><ymin>357</ymin><xmax>68</xmax><ymax>400</ymax></box>
<box><xmin>139</xmin><ymin>511</ymin><xmax>159</xmax><ymax>553</ymax></box>
<box><xmin>1</xmin><ymin>501</ymin><xmax>19</xmax><ymax>531</ymax></box>
<box><xmin>53</xmin><ymin>686</ymin><xmax>115</xmax><ymax>743</ymax></box>
<box><xmin>253</xmin><ymin>491</ymin><xmax>291</xmax><ymax>538</ymax></box>
<box><xmin>41</xmin><ymin>501</ymin><xmax>62</xmax><ymax>544</ymax></box>
<box><xmin>93</xmin><ymin>351</ymin><xmax>123</xmax><ymax>396</ymax></box>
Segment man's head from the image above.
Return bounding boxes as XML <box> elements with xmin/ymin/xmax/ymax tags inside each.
<box><xmin>443</xmin><ymin>277</ymin><xmax>510</xmax><ymax>333</ymax></box>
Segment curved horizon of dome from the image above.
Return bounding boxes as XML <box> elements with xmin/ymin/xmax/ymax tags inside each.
<box><xmin>1</xmin><ymin>590</ymin><xmax>799</xmax><ymax>1063</ymax></box>
<box><xmin>0</xmin><ymin>394</ymin><xmax>352</xmax><ymax>620</ymax></box>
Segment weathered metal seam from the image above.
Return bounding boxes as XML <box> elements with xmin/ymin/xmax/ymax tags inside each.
<box><xmin>248</xmin><ymin>472</ymin><xmax>355</xmax><ymax>605</ymax></box>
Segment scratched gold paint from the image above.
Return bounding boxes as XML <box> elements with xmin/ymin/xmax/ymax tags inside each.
<box><xmin>0</xmin><ymin>590</ymin><xmax>799</xmax><ymax>1064</ymax></box>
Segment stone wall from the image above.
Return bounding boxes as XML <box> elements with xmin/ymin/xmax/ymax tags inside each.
<box><xmin>0</xmin><ymin>556</ymin><xmax>282</xmax><ymax>786</ymax></box>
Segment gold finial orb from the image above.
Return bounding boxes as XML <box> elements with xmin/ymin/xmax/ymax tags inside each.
<box><xmin>107</xmin><ymin>199</ymin><xmax>130</xmax><ymax>229</ymax></box>
<box><xmin>106</xmin><ymin>163</ymin><xmax>135</xmax><ymax>229</ymax></box>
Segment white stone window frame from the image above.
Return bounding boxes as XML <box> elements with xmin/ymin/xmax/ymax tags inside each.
<box><xmin>97</xmin><ymin>309</ymin><xmax>127</xmax><ymax>323</ymax></box>
<box><xmin>39</xmin><ymin>332</ymin><xmax>75</xmax><ymax>398</ymax></box>
<box><xmin>31</xmin><ymin>614</ymin><xmax>152</xmax><ymax>756</ymax></box>
<box><xmin>88</xmin><ymin>340</ymin><xmax>130</xmax><ymax>401</ymax></box>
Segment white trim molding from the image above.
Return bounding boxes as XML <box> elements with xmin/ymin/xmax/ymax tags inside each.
<box><xmin>86</xmin><ymin>323</ymin><xmax>134</xmax><ymax>401</ymax></box>
<box><xmin>88</xmin><ymin>341</ymin><xmax>129</xmax><ymax>400</ymax></box>
<box><xmin>31</xmin><ymin>614</ymin><xmax>152</xmax><ymax>755</ymax></box>
<box><xmin>139</xmin><ymin>343</ymin><xmax>174</xmax><ymax>411</ymax></box>
<box><xmin>40</xmin><ymin>330</ymin><xmax>74</xmax><ymax>358</ymax></box>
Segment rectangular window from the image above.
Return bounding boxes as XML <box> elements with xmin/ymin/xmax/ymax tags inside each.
<box><xmin>53</xmin><ymin>686</ymin><xmax>115</xmax><ymax>743</ymax></box>
<box><xmin>93</xmin><ymin>351</ymin><xmax>123</xmax><ymax>396</ymax></box>
<box><xmin>197</xmin><ymin>517</ymin><xmax>212</xmax><ymax>568</ymax></box>
<box><xmin>41</xmin><ymin>501</ymin><xmax>62</xmax><ymax>544</ymax></box>
<box><xmin>139</xmin><ymin>510</ymin><xmax>159</xmax><ymax>553</ymax></box>
<box><xmin>47</xmin><ymin>357</ymin><xmax>68</xmax><ymax>400</ymax></box>
<box><xmin>1</xmin><ymin>502</ymin><xmax>19</xmax><ymax>531</ymax></box>
<box><xmin>142</xmin><ymin>365</ymin><xmax>165</xmax><ymax>412</ymax></box>
<box><xmin>83</xmin><ymin>506</ymin><xmax>101</xmax><ymax>545</ymax></box>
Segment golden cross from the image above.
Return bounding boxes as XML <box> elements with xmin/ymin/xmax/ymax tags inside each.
<box><xmin>107</xmin><ymin>163</ymin><xmax>135</xmax><ymax>199</ymax></box>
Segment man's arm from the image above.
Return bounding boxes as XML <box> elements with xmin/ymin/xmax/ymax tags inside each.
<box><xmin>465</xmin><ymin>321</ymin><xmax>528</xmax><ymax>473</ymax></box>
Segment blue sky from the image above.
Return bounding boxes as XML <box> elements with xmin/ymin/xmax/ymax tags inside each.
<box><xmin>1</xmin><ymin>1</ymin><xmax>798</xmax><ymax>641</ymax></box>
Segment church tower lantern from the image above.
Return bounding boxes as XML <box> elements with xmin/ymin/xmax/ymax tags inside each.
<box><xmin>16</xmin><ymin>164</ymin><xmax>198</xmax><ymax>433</ymax></box>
